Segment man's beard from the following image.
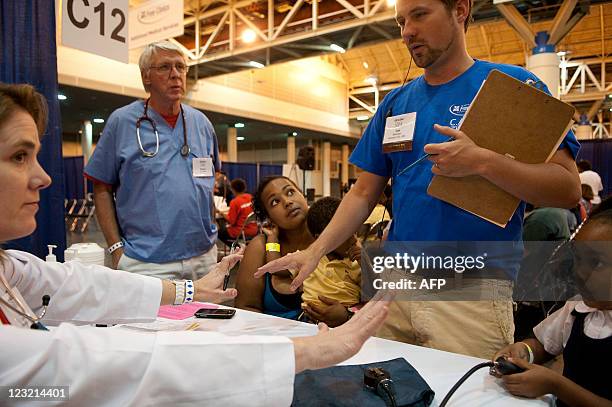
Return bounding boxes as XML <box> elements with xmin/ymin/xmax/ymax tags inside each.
<box><xmin>409</xmin><ymin>32</ymin><xmax>456</xmax><ymax>69</ymax></box>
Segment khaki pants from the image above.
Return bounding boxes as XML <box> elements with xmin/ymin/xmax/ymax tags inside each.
<box><xmin>376</xmin><ymin>279</ymin><xmax>514</xmax><ymax>360</ymax></box>
<box><xmin>118</xmin><ymin>245</ymin><xmax>218</xmax><ymax>281</ymax></box>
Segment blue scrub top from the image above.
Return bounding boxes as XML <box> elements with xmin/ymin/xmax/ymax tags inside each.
<box><xmin>84</xmin><ymin>100</ymin><xmax>220</xmax><ymax>263</ymax></box>
<box><xmin>350</xmin><ymin>60</ymin><xmax>580</xmax><ymax>277</ymax></box>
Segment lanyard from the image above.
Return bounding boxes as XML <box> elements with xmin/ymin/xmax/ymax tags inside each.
<box><xmin>0</xmin><ymin>270</ymin><xmax>48</xmax><ymax>330</ymax></box>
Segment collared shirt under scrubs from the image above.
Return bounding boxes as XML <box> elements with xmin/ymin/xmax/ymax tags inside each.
<box><xmin>84</xmin><ymin>100</ymin><xmax>220</xmax><ymax>263</ymax></box>
<box><xmin>350</xmin><ymin>60</ymin><xmax>581</xmax><ymax>278</ymax></box>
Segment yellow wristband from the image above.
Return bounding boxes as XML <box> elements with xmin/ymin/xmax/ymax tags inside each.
<box><xmin>265</xmin><ymin>242</ymin><xmax>280</xmax><ymax>252</ymax></box>
<box><xmin>519</xmin><ymin>341</ymin><xmax>534</xmax><ymax>364</ymax></box>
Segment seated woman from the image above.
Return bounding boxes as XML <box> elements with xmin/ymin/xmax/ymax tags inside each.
<box><xmin>234</xmin><ymin>176</ymin><xmax>313</xmax><ymax>319</ymax></box>
<box><xmin>217</xmin><ymin>178</ymin><xmax>257</xmax><ymax>246</ymax></box>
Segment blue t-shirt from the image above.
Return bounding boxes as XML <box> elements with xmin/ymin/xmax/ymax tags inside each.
<box><xmin>350</xmin><ymin>60</ymin><xmax>580</xmax><ymax>244</ymax></box>
<box><xmin>84</xmin><ymin>100</ymin><xmax>220</xmax><ymax>263</ymax></box>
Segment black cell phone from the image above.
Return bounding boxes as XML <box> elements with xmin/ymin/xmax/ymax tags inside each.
<box><xmin>194</xmin><ymin>308</ymin><xmax>236</xmax><ymax>319</ymax></box>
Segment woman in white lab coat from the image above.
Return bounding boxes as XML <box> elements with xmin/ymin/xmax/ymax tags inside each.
<box><xmin>0</xmin><ymin>83</ymin><xmax>389</xmax><ymax>406</ymax></box>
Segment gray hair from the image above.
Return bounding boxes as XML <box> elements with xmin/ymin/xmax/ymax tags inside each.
<box><xmin>138</xmin><ymin>41</ymin><xmax>186</xmax><ymax>72</ymax></box>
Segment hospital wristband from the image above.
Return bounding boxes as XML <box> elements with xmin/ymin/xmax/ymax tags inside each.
<box><xmin>185</xmin><ymin>280</ymin><xmax>195</xmax><ymax>303</ymax></box>
<box><xmin>173</xmin><ymin>281</ymin><xmax>186</xmax><ymax>305</ymax></box>
<box><xmin>519</xmin><ymin>341</ymin><xmax>534</xmax><ymax>364</ymax></box>
<box><xmin>107</xmin><ymin>241</ymin><xmax>124</xmax><ymax>254</ymax></box>
<box><xmin>265</xmin><ymin>243</ymin><xmax>280</xmax><ymax>252</ymax></box>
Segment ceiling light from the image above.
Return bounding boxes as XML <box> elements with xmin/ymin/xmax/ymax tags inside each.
<box><xmin>386</xmin><ymin>0</ymin><xmax>396</xmax><ymax>6</ymax></box>
<box><xmin>235</xmin><ymin>123</ymin><xmax>245</xmax><ymax>128</ymax></box>
<box><xmin>93</xmin><ymin>118</ymin><xmax>105</xmax><ymax>123</ymax></box>
<box><xmin>241</xmin><ymin>29</ymin><xmax>256</xmax><ymax>43</ymax></box>
<box><xmin>356</xmin><ymin>115</ymin><xmax>370</xmax><ymax>121</ymax></box>
<box><xmin>365</xmin><ymin>75</ymin><xmax>378</xmax><ymax>86</ymax></box>
<box><xmin>330</xmin><ymin>43</ymin><xmax>346</xmax><ymax>53</ymax></box>
<box><xmin>57</xmin><ymin>94</ymin><xmax>67</xmax><ymax>100</ymax></box>
<box><xmin>237</xmin><ymin>136</ymin><xmax>245</xmax><ymax>141</ymax></box>
<box><xmin>292</xmin><ymin>132</ymin><xmax>298</xmax><ymax>136</ymax></box>
<box><xmin>362</xmin><ymin>61</ymin><xmax>369</xmax><ymax>69</ymax></box>
<box><xmin>248</xmin><ymin>60</ymin><xmax>264</xmax><ymax>69</ymax></box>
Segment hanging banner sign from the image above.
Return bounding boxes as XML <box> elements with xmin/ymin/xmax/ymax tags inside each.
<box><xmin>61</xmin><ymin>0</ymin><xmax>129</xmax><ymax>63</ymax></box>
<box><xmin>129</xmin><ymin>0</ymin><xmax>184</xmax><ymax>49</ymax></box>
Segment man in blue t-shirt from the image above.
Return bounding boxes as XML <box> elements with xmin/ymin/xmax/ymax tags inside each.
<box><xmin>257</xmin><ymin>0</ymin><xmax>581</xmax><ymax>358</ymax></box>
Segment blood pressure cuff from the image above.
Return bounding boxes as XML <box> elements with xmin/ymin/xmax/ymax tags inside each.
<box><xmin>292</xmin><ymin>358</ymin><xmax>434</xmax><ymax>407</ymax></box>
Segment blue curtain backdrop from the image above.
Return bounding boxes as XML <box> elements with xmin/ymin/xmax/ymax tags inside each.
<box><xmin>576</xmin><ymin>139</ymin><xmax>611</xmax><ymax>199</ymax></box>
<box><xmin>1</xmin><ymin>1</ymin><xmax>66</xmax><ymax>259</ymax></box>
<box><xmin>221</xmin><ymin>162</ymin><xmax>282</xmax><ymax>193</ymax></box>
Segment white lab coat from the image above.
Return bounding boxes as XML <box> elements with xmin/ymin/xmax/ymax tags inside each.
<box><xmin>0</xmin><ymin>250</ymin><xmax>295</xmax><ymax>406</ymax></box>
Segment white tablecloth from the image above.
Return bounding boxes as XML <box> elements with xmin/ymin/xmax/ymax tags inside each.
<box><xmin>128</xmin><ymin>305</ymin><xmax>553</xmax><ymax>407</ymax></box>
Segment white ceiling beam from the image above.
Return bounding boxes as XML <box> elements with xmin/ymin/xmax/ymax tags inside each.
<box><xmin>272</xmin><ymin>0</ymin><xmax>306</xmax><ymax>40</ymax></box>
<box><xmin>349</xmin><ymin>95</ymin><xmax>376</xmax><ymax>114</ymax></box>
<box><xmin>233</xmin><ymin>7</ymin><xmax>268</xmax><ymax>41</ymax></box>
<box><xmin>335</xmin><ymin>0</ymin><xmax>364</xmax><ymax>19</ymax></box>
<box><xmin>198</xmin><ymin>10</ymin><xmax>230</xmax><ymax>58</ymax></box>
<box><xmin>191</xmin><ymin>9</ymin><xmax>395</xmax><ymax>64</ymax></box>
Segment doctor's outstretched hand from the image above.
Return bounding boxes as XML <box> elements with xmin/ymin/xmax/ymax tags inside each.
<box><xmin>291</xmin><ymin>292</ymin><xmax>392</xmax><ymax>373</ymax></box>
<box><xmin>255</xmin><ymin>245</ymin><xmax>322</xmax><ymax>291</ymax></box>
<box><xmin>161</xmin><ymin>249</ymin><xmax>244</xmax><ymax>306</ymax></box>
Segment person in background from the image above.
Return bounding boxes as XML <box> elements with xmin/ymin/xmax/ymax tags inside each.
<box><xmin>215</xmin><ymin>170</ymin><xmax>234</xmax><ymax>206</ymax></box>
<box><xmin>494</xmin><ymin>198</ymin><xmax>612</xmax><ymax>407</ymax></box>
<box><xmin>84</xmin><ymin>41</ymin><xmax>220</xmax><ymax>280</ymax></box>
<box><xmin>0</xmin><ymin>82</ymin><xmax>391</xmax><ymax>407</ymax></box>
<box><xmin>522</xmin><ymin>205</ymin><xmax>571</xmax><ymax>242</ymax></box>
<box><xmin>217</xmin><ymin>178</ymin><xmax>258</xmax><ymax>246</ymax></box>
<box><xmin>234</xmin><ymin>176</ymin><xmax>313</xmax><ymax>319</ymax></box>
<box><xmin>577</xmin><ymin>160</ymin><xmax>604</xmax><ymax>206</ymax></box>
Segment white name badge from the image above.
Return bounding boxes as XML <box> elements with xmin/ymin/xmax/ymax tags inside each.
<box><xmin>192</xmin><ymin>157</ymin><xmax>214</xmax><ymax>177</ymax></box>
<box><xmin>382</xmin><ymin>112</ymin><xmax>416</xmax><ymax>153</ymax></box>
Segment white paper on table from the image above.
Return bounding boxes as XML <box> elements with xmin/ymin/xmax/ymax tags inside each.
<box><xmin>118</xmin><ymin>320</ymin><xmax>199</xmax><ymax>332</ymax></box>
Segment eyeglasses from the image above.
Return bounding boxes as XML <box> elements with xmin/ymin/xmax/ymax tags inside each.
<box><xmin>149</xmin><ymin>63</ymin><xmax>188</xmax><ymax>74</ymax></box>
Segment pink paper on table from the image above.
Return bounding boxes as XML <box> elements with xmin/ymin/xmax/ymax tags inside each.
<box><xmin>157</xmin><ymin>302</ymin><xmax>218</xmax><ymax>320</ymax></box>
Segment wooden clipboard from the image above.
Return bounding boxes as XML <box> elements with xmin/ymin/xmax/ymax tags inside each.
<box><xmin>427</xmin><ymin>69</ymin><xmax>575</xmax><ymax>227</ymax></box>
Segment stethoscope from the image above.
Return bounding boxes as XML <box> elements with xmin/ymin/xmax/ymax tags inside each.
<box><xmin>0</xmin><ymin>271</ymin><xmax>49</xmax><ymax>330</ymax></box>
<box><xmin>136</xmin><ymin>98</ymin><xmax>190</xmax><ymax>158</ymax></box>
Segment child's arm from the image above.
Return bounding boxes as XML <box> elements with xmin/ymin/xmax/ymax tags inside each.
<box><xmin>493</xmin><ymin>338</ymin><xmax>553</xmax><ymax>365</ymax></box>
<box><xmin>502</xmin><ymin>358</ymin><xmax>612</xmax><ymax>407</ymax></box>
<box><xmin>262</xmin><ymin>223</ymin><xmax>281</xmax><ymax>263</ymax></box>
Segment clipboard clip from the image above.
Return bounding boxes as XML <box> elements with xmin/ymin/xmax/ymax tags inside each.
<box><xmin>524</xmin><ymin>78</ymin><xmax>546</xmax><ymax>92</ymax></box>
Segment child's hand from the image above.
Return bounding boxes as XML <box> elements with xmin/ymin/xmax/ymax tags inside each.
<box><xmin>262</xmin><ymin>222</ymin><xmax>279</xmax><ymax>242</ymax></box>
<box><xmin>501</xmin><ymin>358</ymin><xmax>560</xmax><ymax>398</ymax></box>
<box><xmin>303</xmin><ymin>296</ymin><xmax>351</xmax><ymax>328</ymax></box>
<box><xmin>493</xmin><ymin>342</ymin><xmax>530</xmax><ymax>363</ymax></box>
<box><xmin>348</xmin><ymin>239</ymin><xmax>362</xmax><ymax>264</ymax></box>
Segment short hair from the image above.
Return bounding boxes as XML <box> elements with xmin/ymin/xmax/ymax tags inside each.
<box><xmin>252</xmin><ymin>176</ymin><xmax>301</xmax><ymax>222</ymax></box>
<box><xmin>138</xmin><ymin>41</ymin><xmax>186</xmax><ymax>92</ymax></box>
<box><xmin>307</xmin><ymin>196</ymin><xmax>341</xmax><ymax>236</ymax></box>
<box><xmin>577</xmin><ymin>160</ymin><xmax>592</xmax><ymax>172</ymax></box>
<box><xmin>0</xmin><ymin>83</ymin><xmax>48</xmax><ymax>137</ymax></box>
<box><xmin>439</xmin><ymin>0</ymin><xmax>473</xmax><ymax>32</ymax></box>
<box><xmin>230</xmin><ymin>178</ymin><xmax>247</xmax><ymax>193</ymax></box>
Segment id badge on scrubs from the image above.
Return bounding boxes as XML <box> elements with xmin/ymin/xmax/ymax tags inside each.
<box><xmin>192</xmin><ymin>157</ymin><xmax>214</xmax><ymax>177</ymax></box>
<box><xmin>382</xmin><ymin>112</ymin><xmax>416</xmax><ymax>153</ymax></box>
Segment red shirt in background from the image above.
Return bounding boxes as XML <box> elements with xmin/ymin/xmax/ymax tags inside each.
<box><xmin>227</xmin><ymin>193</ymin><xmax>257</xmax><ymax>238</ymax></box>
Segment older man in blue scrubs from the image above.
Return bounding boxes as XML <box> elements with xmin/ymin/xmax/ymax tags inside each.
<box><xmin>85</xmin><ymin>41</ymin><xmax>220</xmax><ymax>280</ymax></box>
